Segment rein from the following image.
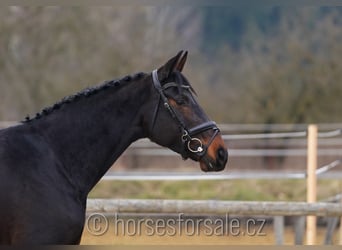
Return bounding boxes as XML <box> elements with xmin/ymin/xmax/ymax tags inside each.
<box><xmin>151</xmin><ymin>69</ymin><xmax>219</xmax><ymax>163</ymax></box>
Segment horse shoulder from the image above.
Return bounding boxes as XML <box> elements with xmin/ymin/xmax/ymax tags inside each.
<box><xmin>0</xmin><ymin>126</ymin><xmax>85</xmax><ymax>244</ymax></box>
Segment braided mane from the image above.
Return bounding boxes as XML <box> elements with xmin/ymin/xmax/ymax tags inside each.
<box><xmin>23</xmin><ymin>72</ymin><xmax>146</xmax><ymax>123</ymax></box>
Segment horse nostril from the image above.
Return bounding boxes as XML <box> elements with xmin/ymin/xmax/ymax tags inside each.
<box><xmin>217</xmin><ymin>147</ymin><xmax>228</xmax><ymax>163</ymax></box>
<box><xmin>218</xmin><ymin>147</ymin><xmax>225</xmax><ymax>158</ymax></box>
<box><xmin>213</xmin><ymin>147</ymin><xmax>228</xmax><ymax>171</ymax></box>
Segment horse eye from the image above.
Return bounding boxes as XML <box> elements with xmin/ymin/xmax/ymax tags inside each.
<box><xmin>175</xmin><ymin>95</ymin><xmax>189</xmax><ymax>105</ymax></box>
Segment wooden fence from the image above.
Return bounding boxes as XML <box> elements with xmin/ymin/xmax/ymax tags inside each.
<box><xmin>86</xmin><ymin>198</ymin><xmax>342</xmax><ymax>245</ymax></box>
<box><xmin>86</xmin><ymin>199</ymin><xmax>342</xmax><ymax>217</ymax></box>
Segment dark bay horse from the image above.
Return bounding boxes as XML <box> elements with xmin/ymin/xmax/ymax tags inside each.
<box><xmin>0</xmin><ymin>51</ymin><xmax>228</xmax><ymax>244</ymax></box>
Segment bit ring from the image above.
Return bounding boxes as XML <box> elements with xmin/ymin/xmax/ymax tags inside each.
<box><xmin>187</xmin><ymin>138</ymin><xmax>203</xmax><ymax>153</ymax></box>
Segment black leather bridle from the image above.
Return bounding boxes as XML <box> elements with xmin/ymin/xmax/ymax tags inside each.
<box><xmin>151</xmin><ymin>69</ymin><xmax>220</xmax><ymax>163</ymax></box>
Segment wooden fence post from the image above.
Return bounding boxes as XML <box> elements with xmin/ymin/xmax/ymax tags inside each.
<box><xmin>306</xmin><ymin>124</ymin><xmax>318</xmax><ymax>245</ymax></box>
<box><xmin>294</xmin><ymin>216</ymin><xmax>305</xmax><ymax>245</ymax></box>
<box><xmin>274</xmin><ymin>216</ymin><xmax>284</xmax><ymax>245</ymax></box>
<box><xmin>340</xmin><ymin>222</ymin><xmax>342</xmax><ymax>245</ymax></box>
<box><xmin>325</xmin><ymin>217</ymin><xmax>339</xmax><ymax>244</ymax></box>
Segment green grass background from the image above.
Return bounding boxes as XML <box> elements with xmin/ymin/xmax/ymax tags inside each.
<box><xmin>88</xmin><ymin>179</ymin><xmax>341</xmax><ymax>201</ymax></box>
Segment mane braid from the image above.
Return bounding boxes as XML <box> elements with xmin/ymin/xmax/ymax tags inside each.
<box><xmin>22</xmin><ymin>72</ymin><xmax>146</xmax><ymax>123</ymax></box>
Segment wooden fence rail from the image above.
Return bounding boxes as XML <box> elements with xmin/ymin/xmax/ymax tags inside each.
<box><xmin>86</xmin><ymin>199</ymin><xmax>342</xmax><ymax>217</ymax></box>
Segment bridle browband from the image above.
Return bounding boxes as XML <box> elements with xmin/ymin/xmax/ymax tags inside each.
<box><xmin>151</xmin><ymin>69</ymin><xmax>220</xmax><ymax>164</ymax></box>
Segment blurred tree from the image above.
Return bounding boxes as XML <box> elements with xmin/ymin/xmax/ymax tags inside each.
<box><xmin>193</xmin><ymin>7</ymin><xmax>342</xmax><ymax>123</ymax></box>
<box><xmin>245</xmin><ymin>7</ymin><xmax>342</xmax><ymax>123</ymax></box>
<box><xmin>200</xmin><ymin>7</ymin><xmax>282</xmax><ymax>52</ymax></box>
<box><xmin>0</xmin><ymin>6</ymin><xmax>200</xmax><ymax>121</ymax></box>
<box><xmin>0</xmin><ymin>6</ymin><xmax>341</xmax><ymax>124</ymax></box>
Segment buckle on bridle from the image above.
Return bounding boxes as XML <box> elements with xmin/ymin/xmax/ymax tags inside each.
<box><xmin>182</xmin><ymin>130</ymin><xmax>190</xmax><ymax>142</ymax></box>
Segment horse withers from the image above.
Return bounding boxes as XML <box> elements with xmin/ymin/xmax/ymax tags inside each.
<box><xmin>0</xmin><ymin>51</ymin><xmax>228</xmax><ymax>244</ymax></box>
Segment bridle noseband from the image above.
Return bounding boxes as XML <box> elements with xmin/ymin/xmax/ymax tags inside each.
<box><xmin>151</xmin><ymin>69</ymin><xmax>220</xmax><ymax>163</ymax></box>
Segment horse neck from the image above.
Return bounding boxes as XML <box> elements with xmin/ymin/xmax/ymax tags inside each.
<box><xmin>29</xmin><ymin>77</ymin><xmax>152</xmax><ymax>197</ymax></box>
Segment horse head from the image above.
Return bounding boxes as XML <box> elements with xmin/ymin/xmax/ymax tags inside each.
<box><xmin>146</xmin><ymin>51</ymin><xmax>228</xmax><ymax>172</ymax></box>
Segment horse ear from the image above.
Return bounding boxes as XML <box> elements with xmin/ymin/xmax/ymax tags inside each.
<box><xmin>176</xmin><ymin>50</ymin><xmax>187</xmax><ymax>72</ymax></box>
<box><xmin>157</xmin><ymin>50</ymin><xmax>186</xmax><ymax>81</ymax></box>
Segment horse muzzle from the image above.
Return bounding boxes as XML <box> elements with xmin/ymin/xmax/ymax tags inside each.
<box><xmin>198</xmin><ymin>134</ymin><xmax>228</xmax><ymax>172</ymax></box>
